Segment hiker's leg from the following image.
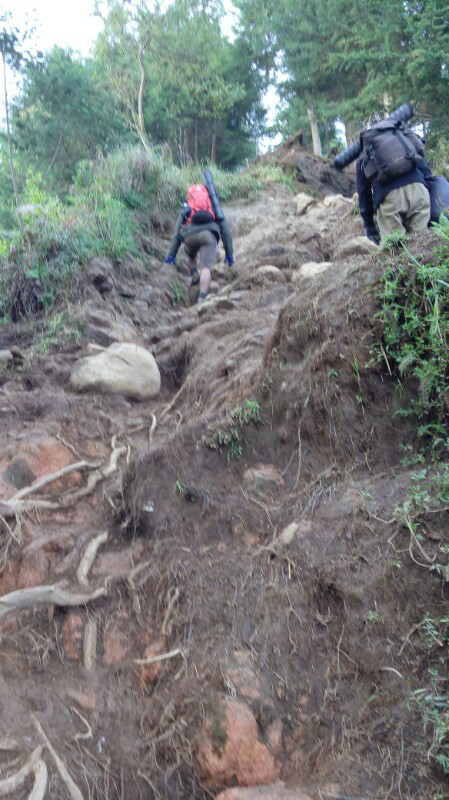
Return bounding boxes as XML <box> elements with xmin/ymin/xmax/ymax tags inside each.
<box><xmin>198</xmin><ymin>232</ymin><xmax>217</xmax><ymax>300</ymax></box>
<box><xmin>403</xmin><ymin>183</ymin><xmax>431</xmax><ymax>233</ymax></box>
<box><xmin>376</xmin><ymin>188</ymin><xmax>407</xmax><ymax>242</ymax></box>
<box><xmin>183</xmin><ymin>241</ymin><xmax>201</xmax><ymax>304</ymax></box>
<box><xmin>183</xmin><ymin>242</ymin><xmax>199</xmax><ymax>277</ymax></box>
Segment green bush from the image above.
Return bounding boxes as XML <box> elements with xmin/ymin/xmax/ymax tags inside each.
<box><xmin>0</xmin><ymin>146</ymin><xmax>293</xmax><ymax>318</ymax></box>
<box><xmin>376</xmin><ymin>233</ymin><xmax>449</xmax><ymax>450</ymax></box>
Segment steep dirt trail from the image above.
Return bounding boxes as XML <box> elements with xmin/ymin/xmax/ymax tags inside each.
<box><xmin>0</xmin><ymin>180</ymin><xmax>445</xmax><ymax>799</ymax></box>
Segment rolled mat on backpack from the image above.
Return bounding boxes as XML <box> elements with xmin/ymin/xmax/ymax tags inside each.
<box><xmin>203</xmin><ymin>169</ymin><xmax>225</xmax><ymax>222</ymax></box>
<box><xmin>426</xmin><ymin>175</ymin><xmax>449</xmax><ymax>224</ymax></box>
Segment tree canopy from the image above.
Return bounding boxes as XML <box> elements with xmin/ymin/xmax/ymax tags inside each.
<box><xmin>1</xmin><ymin>0</ymin><xmax>449</xmax><ymax>233</ymax></box>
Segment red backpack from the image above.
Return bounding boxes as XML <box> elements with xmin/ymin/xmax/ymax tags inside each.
<box><xmin>185</xmin><ymin>184</ymin><xmax>215</xmax><ymax>225</ymax></box>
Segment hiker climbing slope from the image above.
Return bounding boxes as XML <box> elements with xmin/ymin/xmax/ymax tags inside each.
<box><xmin>164</xmin><ymin>174</ymin><xmax>234</xmax><ymax>304</ymax></box>
<box><xmin>356</xmin><ymin>117</ymin><xmax>431</xmax><ymax>244</ymax></box>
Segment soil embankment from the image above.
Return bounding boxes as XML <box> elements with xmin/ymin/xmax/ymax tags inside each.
<box><xmin>0</xmin><ymin>150</ymin><xmax>445</xmax><ymax>799</ymax></box>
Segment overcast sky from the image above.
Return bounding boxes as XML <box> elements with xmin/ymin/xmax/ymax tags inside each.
<box><xmin>6</xmin><ymin>0</ymin><xmax>103</xmax><ymax>56</ymax></box>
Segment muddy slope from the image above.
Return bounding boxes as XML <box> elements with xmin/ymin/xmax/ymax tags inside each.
<box><xmin>0</xmin><ymin>178</ymin><xmax>445</xmax><ymax>800</ymax></box>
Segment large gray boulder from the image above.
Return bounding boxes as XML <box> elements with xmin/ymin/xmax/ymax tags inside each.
<box><xmin>69</xmin><ymin>342</ymin><xmax>161</xmax><ymax>400</ymax></box>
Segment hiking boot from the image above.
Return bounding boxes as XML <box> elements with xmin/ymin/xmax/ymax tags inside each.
<box><xmin>189</xmin><ymin>269</ymin><xmax>200</xmax><ymax>305</ymax></box>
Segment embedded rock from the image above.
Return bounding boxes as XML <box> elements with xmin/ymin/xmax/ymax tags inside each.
<box><xmin>294</xmin><ymin>193</ymin><xmax>316</xmax><ymax>216</ymax></box>
<box><xmin>292</xmin><ymin>262</ymin><xmax>333</xmax><ymax>282</ymax></box>
<box><xmin>194</xmin><ymin>699</ymin><xmax>276</xmax><ymax>788</ymax></box>
<box><xmin>243</xmin><ymin>465</ymin><xmax>284</xmax><ymax>497</ymax></box>
<box><xmin>336</xmin><ymin>236</ymin><xmax>379</xmax><ymax>259</ymax></box>
<box><xmin>255</xmin><ymin>266</ymin><xmax>286</xmax><ymax>283</ymax></box>
<box><xmin>69</xmin><ymin>342</ymin><xmax>161</xmax><ymax>399</ymax></box>
<box><xmin>216</xmin><ymin>787</ymin><xmax>312</xmax><ymax>800</ymax></box>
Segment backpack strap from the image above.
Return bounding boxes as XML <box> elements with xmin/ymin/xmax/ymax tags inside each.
<box><xmin>394</xmin><ymin>127</ymin><xmax>419</xmax><ymax>167</ymax></box>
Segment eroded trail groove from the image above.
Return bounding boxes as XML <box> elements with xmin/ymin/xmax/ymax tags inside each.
<box><xmin>0</xmin><ymin>152</ymin><xmax>446</xmax><ymax>799</ymax></box>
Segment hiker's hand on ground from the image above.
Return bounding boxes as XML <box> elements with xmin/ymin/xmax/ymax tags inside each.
<box><xmin>225</xmin><ymin>255</ymin><xmax>234</xmax><ymax>267</ymax></box>
<box><xmin>164</xmin><ymin>255</ymin><xmax>176</xmax><ymax>265</ymax></box>
<box><xmin>364</xmin><ymin>225</ymin><xmax>380</xmax><ymax>245</ymax></box>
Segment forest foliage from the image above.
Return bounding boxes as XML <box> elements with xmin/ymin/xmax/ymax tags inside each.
<box><xmin>1</xmin><ymin>0</ymin><xmax>449</xmax><ymax>261</ymax></box>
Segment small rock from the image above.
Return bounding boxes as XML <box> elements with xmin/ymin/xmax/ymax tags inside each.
<box><xmin>336</xmin><ymin>236</ymin><xmax>379</xmax><ymax>259</ymax></box>
<box><xmin>322</xmin><ymin>193</ymin><xmax>354</xmax><ymax>211</ymax></box>
<box><xmin>197</xmin><ymin>297</ymin><xmax>235</xmax><ymax>318</ymax></box>
<box><xmin>292</xmin><ymin>262</ymin><xmax>333</xmax><ymax>282</ymax></box>
<box><xmin>209</xmin><ymin>281</ymin><xmax>220</xmax><ymax>295</ymax></box>
<box><xmin>83</xmin><ymin>324</ymin><xmax>120</xmax><ymax>348</ymax></box>
<box><xmin>62</xmin><ymin>613</ymin><xmax>84</xmax><ymax>661</ymax></box>
<box><xmin>255</xmin><ymin>265</ymin><xmax>286</xmax><ymax>283</ymax></box>
<box><xmin>140</xmin><ymin>639</ymin><xmax>167</xmax><ymax>687</ymax></box>
<box><xmin>10</xmin><ymin>346</ymin><xmax>25</xmax><ymax>361</ymax></box>
<box><xmin>243</xmin><ymin>464</ymin><xmax>284</xmax><ymax>497</ymax></box>
<box><xmin>66</xmin><ymin>687</ymin><xmax>97</xmax><ymax>712</ymax></box>
<box><xmin>194</xmin><ymin>699</ymin><xmax>276</xmax><ymax>788</ymax></box>
<box><xmin>216</xmin><ymin>788</ymin><xmax>312</xmax><ymax>800</ymax></box>
<box><xmin>103</xmin><ymin>614</ymin><xmax>132</xmax><ymax>665</ymax></box>
<box><xmin>85</xmin><ymin>256</ymin><xmax>115</xmax><ymax>294</ymax></box>
<box><xmin>280</xmin><ymin>522</ymin><xmax>299</xmax><ymax>546</ymax></box>
<box><xmin>3</xmin><ymin>459</ymin><xmax>36</xmax><ymax>490</ymax></box>
<box><xmin>222</xmin><ymin>651</ymin><xmax>262</xmax><ymax>702</ymax></box>
<box><xmin>294</xmin><ymin>193</ymin><xmax>316</xmax><ymax>216</ymax></box>
<box><xmin>216</xmin><ymin>298</ymin><xmax>235</xmax><ymax>311</ymax></box>
<box><xmin>0</xmin><ymin>350</ymin><xmax>13</xmax><ymax>363</ymax></box>
<box><xmin>139</xmin><ymin>286</ymin><xmax>156</xmax><ymax>306</ymax></box>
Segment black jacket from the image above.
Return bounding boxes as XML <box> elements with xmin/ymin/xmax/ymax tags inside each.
<box><xmin>167</xmin><ymin>213</ymin><xmax>234</xmax><ymax>262</ymax></box>
<box><xmin>357</xmin><ymin>157</ymin><xmax>432</xmax><ymax>228</ymax></box>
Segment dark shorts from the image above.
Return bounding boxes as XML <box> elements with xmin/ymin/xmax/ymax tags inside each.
<box><xmin>183</xmin><ymin>230</ymin><xmax>218</xmax><ymax>269</ymax></box>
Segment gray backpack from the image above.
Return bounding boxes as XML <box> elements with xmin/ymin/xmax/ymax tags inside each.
<box><xmin>360</xmin><ymin>119</ymin><xmax>425</xmax><ymax>185</ymax></box>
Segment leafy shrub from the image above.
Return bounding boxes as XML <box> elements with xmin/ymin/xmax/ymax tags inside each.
<box><xmin>0</xmin><ymin>146</ymin><xmax>293</xmax><ymax>319</ymax></box>
<box><xmin>376</xmin><ymin>235</ymin><xmax>449</xmax><ymax>450</ymax></box>
<box><xmin>203</xmin><ymin>399</ymin><xmax>261</xmax><ymax>460</ymax></box>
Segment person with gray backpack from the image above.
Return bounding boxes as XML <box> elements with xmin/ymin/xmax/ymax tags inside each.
<box><xmin>356</xmin><ymin>117</ymin><xmax>432</xmax><ymax>244</ymax></box>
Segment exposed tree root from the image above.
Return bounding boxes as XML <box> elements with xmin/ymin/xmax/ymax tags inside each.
<box><xmin>83</xmin><ymin>620</ymin><xmax>97</xmax><ymax>671</ymax></box>
<box><xmin>70</xmin><ymin>707</ymin><xmax>93</xmax><ymax>744</ymax></box>
<box><xmin>27</xmin><ymin>759</ymin><xmax>48</xmax><ymax>800</ymax></box>
<box><xmin>13</xmin><ymin>460</ymin><xmax>101</xmax><ymax>501</ymax></box>
<box><xmin>0</xmin><ymin>584</ymin><xmax>106</xmax><ymax>621</ymax></box>
<box><xmin>133</xmin><ymin>647</ymin><xmax>182</xmax><ymax>666</ymax></box>
<box><xmin>0</xmin><ymin>747</ymin><xmax>46</xmax><ymax>797</ymax></box>
<box><xmin>0</xmin><ymin>737</ymin><xmax>19</xmax><ymax>752</ymax></box>
<box><xmin>77</xmin><ymin>532</ymin><xmax>109</xmax><ymax>587</ymax></box>
<box><xmin>33</xmin><ymin>715</ymin><xmax>85</xmax><ymax>800</ymax></box>
<box><xmin>0</xmin><ymin>444</ymin><xmax>126</xmax><ymax>520</ymax></box>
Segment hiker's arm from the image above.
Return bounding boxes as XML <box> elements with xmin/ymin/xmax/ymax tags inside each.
<box><xmin>219</xmin><ymin>217</ymin><xmax>234</xmax><ymax>263</ymax></box>
<box><xmin>357</xmin><ymin>159</ymin><xmax>379</xmax><ymax>244</ymax></box>
<box><xmin>165</xmin><ymin>214</ymin><xmax>184</xmax><ymax>262</ymax></box>
<box><xmin>356</xmin><ymin>159</ymin><xmax>375</xmax><ymax>227</ymax></box>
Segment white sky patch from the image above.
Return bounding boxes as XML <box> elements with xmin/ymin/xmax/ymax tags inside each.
<box><xmin>5</xmin><ymin>0</ymin><xmax>102</xmax><ymax>56</ymax></box>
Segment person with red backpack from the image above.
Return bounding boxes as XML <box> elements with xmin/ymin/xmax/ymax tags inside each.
<box><xmin>356</xmin><ymin>118</ymin><xmax>432</xmax><ymax>244</ymax></box>
<box><xmin>164</xmin><ymin>180</ymin><xmax>234</xmax><ymax>303</ymax></box>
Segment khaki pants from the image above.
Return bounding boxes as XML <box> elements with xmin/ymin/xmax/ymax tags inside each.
<box><xmin>183</xmin><ymin>230</ymin><xmax>218</xmax><ymax>270</ymax></box>
<box><xmin>376</xmin><ymin>182</ymin><xmax>430</xmax><ymax>242</ymax></box>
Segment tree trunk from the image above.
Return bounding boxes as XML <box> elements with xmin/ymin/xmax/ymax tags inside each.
<box><xmin>307</xmin><ymin>108</ymin><xmax>322</xmax><ymax>157</ymax></box>
<box><xmin>2</xmin><ymin>51</ymin><xmax>23</xmax><ymax>234</ymax></box>
<box><xmin>194</xmin><ymin>119</ymin><xmax>198</xmax><ymax>165</ymax></box>
<box><xmin>210</xmin><ymin>119</ymin><xmax>217</xmax><ymax>163</ymax></box>
<box><xmin>137</xmin><ymin>43</ymin><xmax>150</xmax><ymax>152</ymax></box>
<box><xmin>177</xmin><ymin>126</ymin><xmax>183</xmax><ymax>166</ymax></box>
<box><xmin>183</xmin><ymin>127</ymin><xmax>190</xmax><ymax>165</ymax></box>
